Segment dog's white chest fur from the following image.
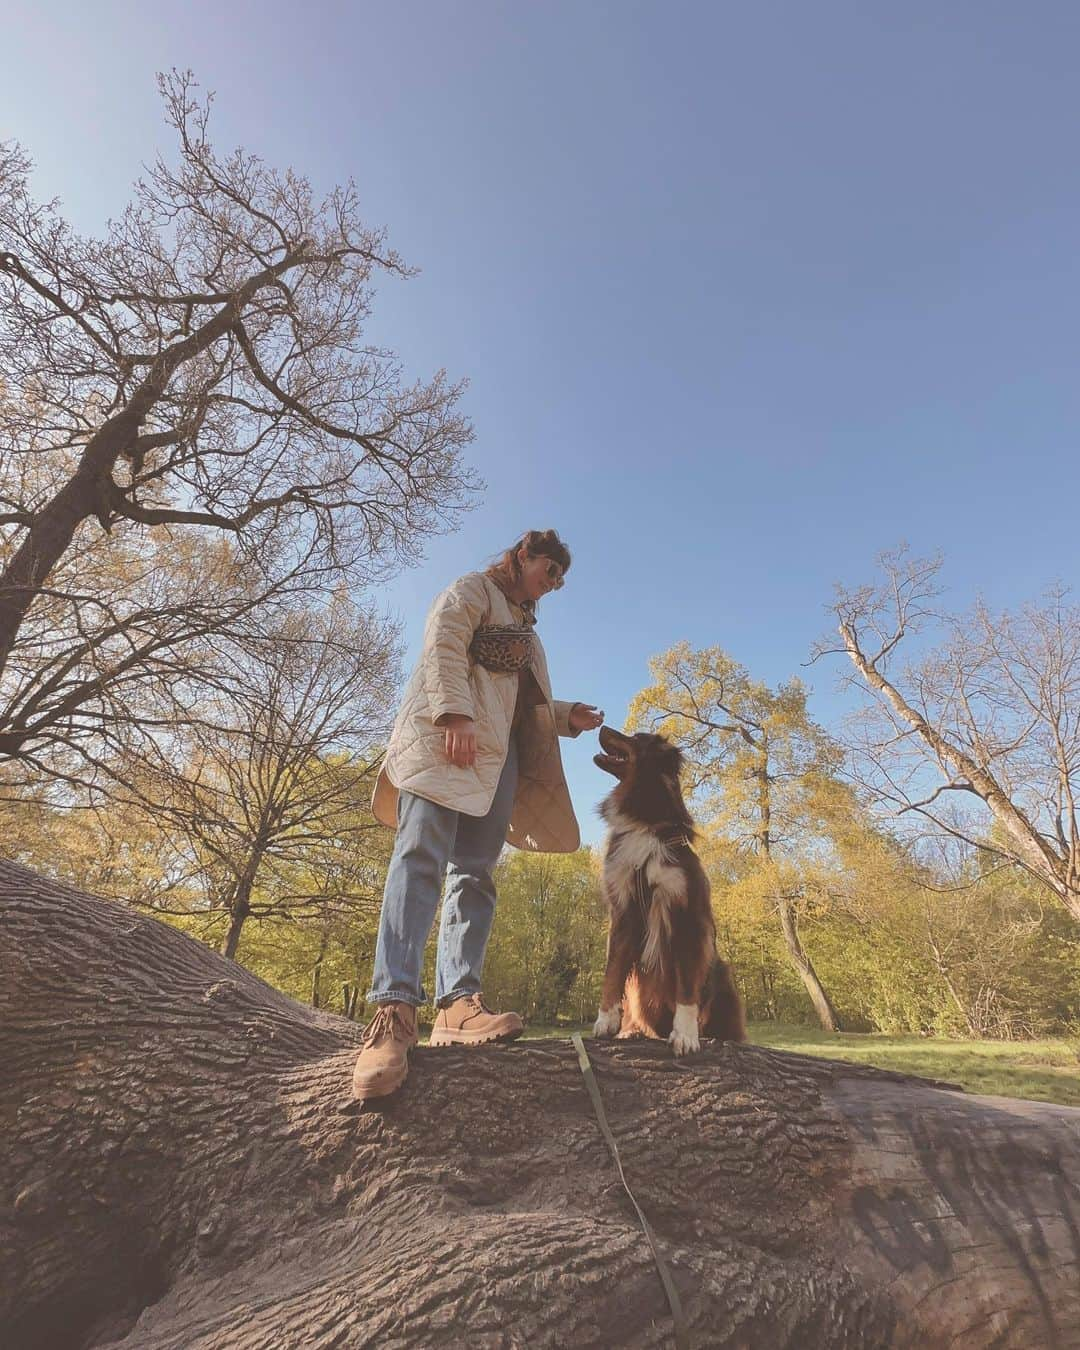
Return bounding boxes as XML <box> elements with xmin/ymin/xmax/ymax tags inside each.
<box><xmin>602</xmin><ymin>811</ymin><xmax>686</xmax><ymax>903</ymax></box>
<box><xmin>601</xmin><ymin>810</ymin><xmax>688</xmax><ymax>970</ymax></box>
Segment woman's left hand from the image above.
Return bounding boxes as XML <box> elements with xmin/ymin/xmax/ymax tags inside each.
<box><xmin>569</xmin><ymin>703</ymin><xmax>605</xmax><ymax>733</ymax></box>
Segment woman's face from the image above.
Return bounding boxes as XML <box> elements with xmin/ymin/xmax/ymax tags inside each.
<box><xmin>516</xmin><ymin>550</ymin><xmax>565</xmax><ymax>602</ymax></box>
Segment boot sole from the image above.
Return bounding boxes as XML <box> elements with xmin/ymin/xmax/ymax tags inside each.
<box><xmin>428</xmin><ymin>1027</ymin><xmax>524</xmax><ymax>1047</ymax></box>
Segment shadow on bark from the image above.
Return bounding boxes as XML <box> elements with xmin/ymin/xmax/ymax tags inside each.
<box><xmin>2</xmin><ymin>858</ymin><xmax>1079</xmax><ymax>1348</ymax></box>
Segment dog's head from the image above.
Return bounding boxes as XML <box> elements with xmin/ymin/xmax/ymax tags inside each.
<box><xmin>594</xmin><ymin>725</ymin><xmax>684</xmax><ymax>782</ymax></box>
<box><xmin>595</xmin><ymin>725</ymin><xmax>694</xmax><ymax>833</ymax></box>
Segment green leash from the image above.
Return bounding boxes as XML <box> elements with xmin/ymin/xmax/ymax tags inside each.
<box><xmin>570</xmin><ymin>1033</ymin><xmax>689</xmax><ymax>1350</ymax></box>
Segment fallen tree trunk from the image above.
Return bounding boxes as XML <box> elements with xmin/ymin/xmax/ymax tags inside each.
<box><xmin>2</xmin><ymin>858</ymin><xmax>1079</xmax><ymax>1349</ymax></box>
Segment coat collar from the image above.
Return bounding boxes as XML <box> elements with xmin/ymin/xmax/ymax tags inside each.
<box><xmin>485</xmin><ymin>570</ymin><xmax>538</xmax><ymax>627</ymax></box>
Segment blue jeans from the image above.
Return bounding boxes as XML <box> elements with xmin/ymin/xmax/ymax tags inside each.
<box><xmin>368</xmin><ymin>736</ymin><xmax>519</xmax><ymax>1008</ymax></box>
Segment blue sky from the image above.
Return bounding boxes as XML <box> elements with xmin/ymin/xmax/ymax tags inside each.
<box><xmin>5</xmin><ymin>2</ymin><xmax>1080</xmax><ymax>844</ymax></box>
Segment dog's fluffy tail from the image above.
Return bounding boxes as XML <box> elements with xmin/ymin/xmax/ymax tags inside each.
<box><xmin>704</xmin><ymin>959</ymin><xmax>747</xmax><ymax>1042</ymax></box>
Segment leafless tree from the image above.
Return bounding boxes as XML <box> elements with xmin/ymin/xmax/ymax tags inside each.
<box><xmin>0</xmin><ymin>70</ymin><xmax>477</xmax><ymax>784</ymax></box>
<box><xmin>106</xmin><ymin>593</ymin><xmax>399</xmax><ymax>958</ymax></box>
<box><xmin>821</xmin><ymin>548</ymin><xmax>1080</xmax><ymax>927</ymax></box>
<box><xmin>0</xmin><ymin>518</ymin><xmax>325</xmax><ymax>799</ymax></box>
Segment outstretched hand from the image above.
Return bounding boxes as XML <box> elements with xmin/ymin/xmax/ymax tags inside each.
<box><xmin>570</xmin><ymin>703</ymin><xmax>604</xmax><ymax>734</ymax></box>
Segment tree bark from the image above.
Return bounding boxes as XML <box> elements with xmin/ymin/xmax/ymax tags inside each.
<box><xmin>3</xmin><ymin>858</ymin><xmax>1079</xmax><ymax>1349</ymax></box>
<box><xmin>220</xmin><ymin>900</ymin><xmax>249</xmax><ymax>961</ymax></box>
<box><xmin>220</xmin><ymin>861</ymin><xmax>261</xmax><ymax>960</ymax></box>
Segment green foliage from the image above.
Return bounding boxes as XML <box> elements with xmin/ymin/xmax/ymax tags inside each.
<box><xmin>4</xmin><ymin>632</ymin><xmax>1078</xmax><ymax>1046</ymax></box>
<box><xmin>0</xmin><ymin>764</ymin><xmax>390</xmax><ymax>1023</ymax></box>
<box><xmin>480</xmin><ymin>848</ymin><xmax>606</xmax><ymax>1023</ymax></box>
<box><xmin>233</xmin><ymin>910</ymin><xmax>379</xmax><ymax>1017</ymax></box>
<box><xmin>702</xmin><ymin>804</ymin><xmax>1080</xmax><ymax>1038</ymax></box>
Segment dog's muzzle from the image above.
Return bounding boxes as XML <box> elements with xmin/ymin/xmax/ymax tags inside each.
<box><xmin>594</xmin><ymin>725</ymin><xmax>632</xmax><ymax>776</ymax></box>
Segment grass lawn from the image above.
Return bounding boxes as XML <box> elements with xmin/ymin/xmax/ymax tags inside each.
<box><xmin>521</xmin><ymin>1021</ymin><xmax>1080</xmax><ymax>1108</ymax></box>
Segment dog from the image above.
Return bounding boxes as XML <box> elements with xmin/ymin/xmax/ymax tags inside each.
<box><xmin>592</xmin><ymin>725</ymin><xmax>746</xmax><ymax>1055</ymax></box>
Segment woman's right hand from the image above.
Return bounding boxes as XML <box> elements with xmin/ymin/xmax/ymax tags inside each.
<box><xmin>439</xmin><ymin>714</ymin><xmax>477</xmax><ymax>768</ymax></box>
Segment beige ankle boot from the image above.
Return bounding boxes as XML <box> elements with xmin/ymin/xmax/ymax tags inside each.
<box><xmin>429</xmin><ymin>993</ymin><xmax>524</xmax><ymax>1046</ymax></box>
<box><xmin>352</xmin><ymin>1002</ymin><xmax>419</xmax><ymax>1100</ymax></box>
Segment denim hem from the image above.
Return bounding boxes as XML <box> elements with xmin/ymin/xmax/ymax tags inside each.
<box><xmin>367</xmin><ymin>992</ymin><xmax>425</xmax><ymax>1009</ymax></box>
<box><xmin>436</xmin><ymin>985</ymin><xmax>482</xmax><ymax>1008</ymax></box>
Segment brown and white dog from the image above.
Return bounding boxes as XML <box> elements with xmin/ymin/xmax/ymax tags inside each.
<box><xmin>592</xmin><ymin>725</ymin><xmax>745</xmax><ymax>1055</ymax></box>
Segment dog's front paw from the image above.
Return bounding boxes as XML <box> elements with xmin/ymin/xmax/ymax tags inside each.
<box><xmin>669</xmin><ymin>1027</ymin><xmax>700</xmax><ymax>1056</ymax></box>
<box><xmin>593</xmin><ymin>1004</ymin><xmax>621</xmax><ymax>1038</ymax></box>
<box><xmin>669</xmin><ymin>1004</ymin><xmax>700</xmax><ymax>1057</ymax></box>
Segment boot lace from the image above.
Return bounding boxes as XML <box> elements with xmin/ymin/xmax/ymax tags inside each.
<box><xmin>460</xmin><ymin>993</ymin><xmax>495</xmax><ymax>1020</ymax></box>
<box><xmin>361</xmin><ymin>1004</ymin><xmax>412</xmax><ymax>1045</ymax></box>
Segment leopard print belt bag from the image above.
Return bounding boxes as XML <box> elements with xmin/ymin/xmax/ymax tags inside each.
<box><xmin>468</xmin><ymin>624</ymin><xmax>536</xmax><ymax>673</ymax></box>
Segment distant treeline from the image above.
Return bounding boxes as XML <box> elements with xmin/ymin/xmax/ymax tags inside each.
<box><xmin>4</xmin><ymin>780</ymin><xmax>1077</xmax><ymax>1038</ymax></box>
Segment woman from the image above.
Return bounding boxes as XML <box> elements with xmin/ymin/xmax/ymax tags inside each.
<box><xmin>354</xmin><ymin>529</ymin><xmax>604</xmax><ymax>1100</ymax></box>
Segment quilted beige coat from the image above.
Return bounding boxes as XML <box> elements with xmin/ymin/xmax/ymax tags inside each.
<box><xmin>371</xmin><ymin>570</ymin><xmax>583</xmax><ymax>852</ymax></box>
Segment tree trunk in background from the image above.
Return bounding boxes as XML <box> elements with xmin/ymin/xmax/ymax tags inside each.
<box><xmin>777</xmin><ymin>893</ymin><xmax>843</xmax><ymax>1032</ymax></box>
<box><xmin>220</xmin><ymin>860</ymin><xmax>261</xmax><ymax>960</ymax></box>
<box><xmin>311</xmin><ymin>928</ymin><xmax>329</xmax><ymax>1008</ymax></box>
<box><xmin>4</xmin><ymin>858</ymin><xmax>1080</xmax><ymax>1349</ymax></box>
<box><xmin>219</xmin><ymin>899</ymin><xmax>249</xmax><ymax>961</ymax></box>
<box><xmin>757</xmin><ymin>746</ymin><xmax>841</xmax><ymax>1033</ymax></box>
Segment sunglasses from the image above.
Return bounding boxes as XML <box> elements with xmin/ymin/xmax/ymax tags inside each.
<box><xmin>531</xmin><ymin>557</ymin><xmax>565</xmax><ymax>589</ymax></box>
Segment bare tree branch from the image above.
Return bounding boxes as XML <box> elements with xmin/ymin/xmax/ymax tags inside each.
<box><xmin>1</xmin><ymin>71</ymin><xmax>480</xmax><ymax>786</ymax></box>
<box><xmin>829</xmin><ymin>549</ymin><xmax>1080</xmax><ymax>926</ymax></box>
